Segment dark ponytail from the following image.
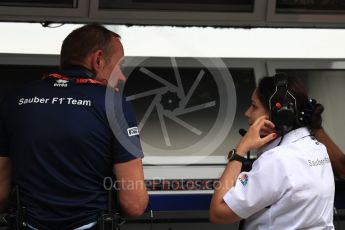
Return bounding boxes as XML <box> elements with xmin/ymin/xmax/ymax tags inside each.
<box><xmin>300</xmin><ymin>99</ymin><xmax>324</xmax><ymax>130</ymax></box>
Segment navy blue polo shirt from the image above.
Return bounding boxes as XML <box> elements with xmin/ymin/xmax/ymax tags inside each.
<box><xmin>0</xmin><ymin>68</ymin><xmax>143</xmax><ymax>229</ymax></box>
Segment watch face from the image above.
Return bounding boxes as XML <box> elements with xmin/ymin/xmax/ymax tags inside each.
<box><xmin>228</xmin><ymin>149</ymin><xmax>235</xmax><ymax>160</ymax></box>
<box><xmin>228</xmin><ymin>149</ymin><xmax>245</xmax><ymax>162</ymax></box>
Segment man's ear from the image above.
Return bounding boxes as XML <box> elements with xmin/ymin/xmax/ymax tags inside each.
<box><xmin>91</xmin><ymin>50</ymin><xmax>103</xmax><ymax>72</ymax></box>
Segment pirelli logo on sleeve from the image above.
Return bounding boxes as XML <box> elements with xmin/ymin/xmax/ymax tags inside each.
<box><xmin>127</xmin><ymin>127</ymin><xmax>139</xmax><ymax>137</ymax></box>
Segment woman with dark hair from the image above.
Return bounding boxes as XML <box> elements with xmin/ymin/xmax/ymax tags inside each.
<box><xmin>209</xmin><ymin>74</ymin><xmax>335</xmax><ymax>229</ymax></box>
<box><xmin>258</xmin><ymin>76</ymin><xmax>345</xmax><ymax>180</ymax></box>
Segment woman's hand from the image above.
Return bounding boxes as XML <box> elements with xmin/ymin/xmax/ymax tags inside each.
<box><xmin>236</xmin><ymin>115</ymin><xmax>277</xmax><ymax>155</ymax></box>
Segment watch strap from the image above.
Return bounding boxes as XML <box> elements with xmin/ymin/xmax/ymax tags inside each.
<box><xmin>228</xmin><ymin>149</ymin><xmax>246</xmax><ymax>163</ymax></box>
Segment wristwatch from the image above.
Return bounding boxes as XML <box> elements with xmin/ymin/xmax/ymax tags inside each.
<box><xmin>227</xmin><ymin>149</ymin><xmax>246</xmax><ymax>163</ymax></box>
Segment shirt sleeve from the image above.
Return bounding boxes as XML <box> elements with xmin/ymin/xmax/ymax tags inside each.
<box><xmin>0</xmin><ymin>98</ymin><xmax>9</xmax><ymax>157</ymax></box>
<box><xmin>223</xmin><ymin>151</ymin><xmax>292</xmax><ymax>219</ymax></box>
<box><xmin>112</xmin><ymin>98</ymin><xmax>144</xmax><ymax>164</ymax></box>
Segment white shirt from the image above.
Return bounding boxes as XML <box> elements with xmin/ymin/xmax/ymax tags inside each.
<box><xmin>223</xmin><ymin>127</ymin><xmax>335</xmax><ymax>230</ymax></box>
